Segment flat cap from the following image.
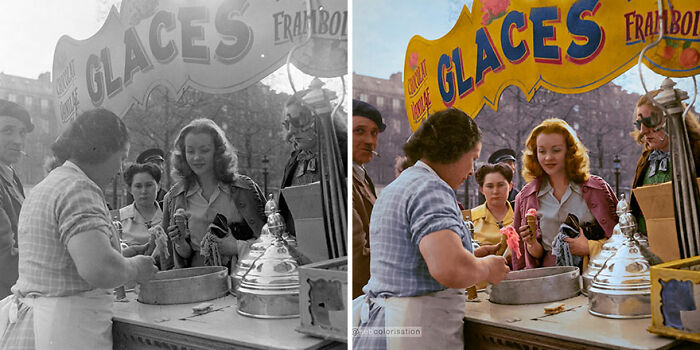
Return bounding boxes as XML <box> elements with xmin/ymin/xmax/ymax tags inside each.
<box><xmin>0</xmin><ymin>99</ymin><xmax>33</xmax><ymax>132</ymax></box>
<box><xmin>353</xmin><ymin>99</ymin><xmax>386</xmax><ymax>132</ymax></box>
<box><xmin>488</xmin><ymin>148</ymin><xmax>517</xmax><ymax>164</ymax></box>
<box><xmin>136</xmin><ymin>148</ymin><xmax>165</xmax><ymax>164</ymax></box>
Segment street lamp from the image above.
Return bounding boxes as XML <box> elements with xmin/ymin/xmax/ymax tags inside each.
<box><xmin>613</xmin><ymin>155</ymin><xmax>621</xmax><ymax>196</ymax></box>
<box><xmin>261</xmin><ymin>155</ymin><xmax>270</xmax><ymax>195</ymax></box>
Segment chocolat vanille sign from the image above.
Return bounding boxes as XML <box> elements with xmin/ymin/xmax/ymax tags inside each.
<box><xmin>52</xmin><ymin>0</ymin><xmax>347</xmax><ymax>126</ymax></box>
<box><xmin>404</xmin><ymin>0</ymin><xmax>700</xmax><ymax>131</ymax></box>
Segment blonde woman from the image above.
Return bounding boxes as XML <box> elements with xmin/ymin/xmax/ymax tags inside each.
<box><xmin>512</xmin><ymin>118</ymin><xmax>618</xmax><ymax>270</ymax></box>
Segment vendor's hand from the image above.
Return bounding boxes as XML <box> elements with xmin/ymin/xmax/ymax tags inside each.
<box><xmin>481</xmin><ymin>255</ymin><xmax>510</xmax><ymax>285</ymax></box>
<box><xmin>209</xmin><ymin>234</ymin><xmax>238</xmax><ymax>256</ymax></box>
<box><xmin>128</xmin><ymin>255</ymin><xmax>158</xmax><ymax>283</ymax></box>
<box><xmin>564</xmin><ymin>228</ymin><xmax>590</xmax><ymax>256</ymax></box>
<box><xmin>474</xmin><ymin>244</ymin><xmax>499</xmax><ymax>257</ymax></box>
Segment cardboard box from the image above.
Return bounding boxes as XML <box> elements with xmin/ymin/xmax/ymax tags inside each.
<box><xmin>649</xmin><ymin>256</ymin><xmax>700</xmax><ymax>343</ymax></box>
<box><xmin>297</xmin><ymin>257</ymin><xmax>347</xmax><ymax>342</ymax></box>
<box><xmin>631</xmin><ymin>179</ymin><xmax>700</xmax><ymax>262</ymax></box>
<box><xmin>282</xmin><ymin>182</ymin><xmax>329</xmax><ymax>263</ymax></box>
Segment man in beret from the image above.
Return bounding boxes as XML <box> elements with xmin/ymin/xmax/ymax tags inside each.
<box><xmin>0</xmin><ymin>99</ymin><xmax>33</xmax><ymax>298</ymax></box>
<box><xmin>126</xmin><ymin>148</ymin><xmax>168</xmax><ymax>208</ymax></box>
<box><xmin>477</xmin><ymin>148</ymin><xmax>520</xmax><ymax>207</ymax></box>
<box><xmin>352</xmin><ymin>99</ymin><xmax>385</xmax><ymax>299</ymax></box>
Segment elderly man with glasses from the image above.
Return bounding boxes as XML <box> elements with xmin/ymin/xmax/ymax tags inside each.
<box><xmin>629</xmin><ymin>90</ymin><xmax>700</xmax><ymax>235</ymax></box>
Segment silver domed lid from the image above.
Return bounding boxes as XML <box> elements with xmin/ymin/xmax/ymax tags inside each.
<box><xmin>240</xmin><ymin>240</ymin><xmax>300</xmax><ymax>289</ymax></box>
<box><xmin>591</xmin><ymin>240</ymin><xmax>651</xmax><ymax>290</ymax></box>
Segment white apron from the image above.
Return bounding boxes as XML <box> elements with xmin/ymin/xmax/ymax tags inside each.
<box><xmin>354</xmin><ymin>288</ymin><xmax>466</xmax><ymax>349</ymax></box>
<box><xmin>0</xmin><ymin>288</ymin><xmax>113</xmax><ymax>350</ymax></box>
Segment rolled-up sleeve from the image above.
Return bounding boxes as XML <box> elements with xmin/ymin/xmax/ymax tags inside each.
<box><xmin>408</xmin><ymin>183</ymin><xmax>463</xmax><ymax>246</ymax></box>
<box><xmin>56</xmin><ymin>179</ymin><xmax>112</xmax><ymax>246</ymax></box>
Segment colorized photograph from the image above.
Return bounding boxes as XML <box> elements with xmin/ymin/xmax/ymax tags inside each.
<box><xmin>352</xmin><ymin>0</ymin><xmax>700</xmax><ymax>348</ymax></box>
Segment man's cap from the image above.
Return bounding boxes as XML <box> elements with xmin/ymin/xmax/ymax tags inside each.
<box><xmin>0</xmin><ymin>99</ymin><xmax>33</xmax><ymax>132</ymax></box>
<box><xmin>488</xmin><ymin>148</ymin><xmax>517</xmax><ymax>164</ymax></box>
<box><xmin>353</xmin><ymin>99</ymin><xmax>386</xmax><ymax>132</ymax></box>
<box><xmin>136</xmin><ymin>148</ymin><xmax>165</xmax><ymax>164</ymax></box>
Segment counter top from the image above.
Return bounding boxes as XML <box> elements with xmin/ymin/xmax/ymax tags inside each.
<box><xmin>112</xmin><ymin>290</ymin><xmax>341</xmax><ymax>350</ymax></box>
<box><xmin>464</xmin><ymin>291</ymin><xmax>686</xmax><ymax>350</ymax></box>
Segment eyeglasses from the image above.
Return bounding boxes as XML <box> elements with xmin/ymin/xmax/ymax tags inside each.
<box><xmin>634</xmin><ymin>111</ymin><xmax>664</xmax><ymax>130</ymax></box>
<box><xmin>283</xmin><ymin>113</ymin><xmax>314</xmax><ymax>131</ymax></box>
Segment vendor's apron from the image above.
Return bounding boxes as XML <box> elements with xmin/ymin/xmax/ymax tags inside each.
<box><xmin>354</xmin><ymin>288</ymin><xmax>466</xmax><ymax>349</ymax></box>
<box><xmin>0</xmin><ymin>288</ymin><xmax>113</xmax><ymax>350</ymax></box>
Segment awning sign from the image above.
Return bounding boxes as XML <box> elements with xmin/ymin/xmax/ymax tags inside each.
<box><xmin>52</xmin><ymin>0</ymin><xmax>347</xmax><ymax>126</ymax></box>
<box><xmin>404</xmin><ymin>0</ymin><xmax>700</xmax><ymax>131</ymax></box>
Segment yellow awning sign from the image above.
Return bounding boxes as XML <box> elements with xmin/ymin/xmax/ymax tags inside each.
<box><xmin>404</xmin><ymin>0</ymin><xmax>700</xmax><ymax>131</ymax></box>
<box><xmin>52</xmin><ymin>0</ymin><xmax>347</xmax><ymax>127</ymax></box>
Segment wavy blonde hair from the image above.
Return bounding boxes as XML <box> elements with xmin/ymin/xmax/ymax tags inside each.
<box><xmin>521</xmin><ymin>118</ymin><xmax>590</xmax><ymax>183</ymax></box>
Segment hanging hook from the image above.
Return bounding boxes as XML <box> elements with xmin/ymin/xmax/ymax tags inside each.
<box><xmin>682</xmin><ymin>75</ymin><xmax>697</xmax><ymax>121</ymax></box>
<box><xmin>637</xmin><ymin>0</ymin><xmax>666</xmax><ymax>109</ymax></box>
<box><xmin>330</xmin><ymin>75</ymin><xmax>346</xmax><ymax>122</ymax></box>
<box><xmin>285</xmin><ymin>0</ymin><xmax>315</xmax><ymax>94</ymax></box>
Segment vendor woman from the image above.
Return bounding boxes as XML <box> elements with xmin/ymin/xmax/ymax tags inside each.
<box><xmin>0</xmin><ymin>109</ymin><xmax>158</xmax><ymax>349</ymax></box>
<box><xmin>163</xmin><ymin>118</ymin><xmax>266</xmax><ymax>270</ymax></box>
<box><xmin>629</xmin><ymin>90</ymin><xmax>700</xmax><ymax>233</ymax></box>
<box><xmin>512</xmin><ymin>119</ymin><xmax>618</xmax><ymax>271</ymax></box>
<box><xmin>353</xmin><ymin>108</ymin><xmax>510</xmax><ymax>349</ymax></box>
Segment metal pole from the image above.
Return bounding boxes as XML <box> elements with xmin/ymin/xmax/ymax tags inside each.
<box><xmin>655</xmin><ymin>78</ymin><xmax>699</xmax><ymax>259</ymax></box>
<box><xmin>263</xmin><ymin>168</ymin><xmax>268</xmax><ymax>195</ymax></box>
<box><xmin>262</xmin><ymin>154</ymin><xmax>269</xmax><ymax>195</ymax></box>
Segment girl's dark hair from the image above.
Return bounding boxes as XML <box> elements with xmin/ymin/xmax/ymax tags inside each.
<box><xmin>123</xmin><ymin>162</ymin><xmax>162</xmax><ymax>187</ymax></box>
<box><xmin>475</xmin><ymin>163</ymin><xmax>513</xmax><ymax>187</ymax></box>
<box><xmin>171</xmin><ymin>118</ymin><xmax>238</xmax><ymax>185</ymax></box>
<box><xmin>51</xmin><ymin>108</ymin><xmax>129</xmax><ymax>164</ymax></box>
<box><xmin>403</xmin><ymin>108</ymin><xmax>481</xmax><ymax>164</ymax></box>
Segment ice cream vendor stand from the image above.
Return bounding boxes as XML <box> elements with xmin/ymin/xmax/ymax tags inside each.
<box><xmin>51</xmin><ymin>0</ymin><xmax>347</xmax><ymax>348</ymax></box>
<box><xmin>403</xmin><ymin>0</ymin><xmax>700</xmax><ymax>348</ymax></box>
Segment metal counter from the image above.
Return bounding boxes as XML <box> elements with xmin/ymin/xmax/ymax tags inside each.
<box><xmin>463</xmin><ymin>291</ymin><xmax>693</xmax><ymax>350</ymax></box>
<box><xmin>112</xmin><ymin>291</ymin><xmax>344</xmax><ymax>350</ymax></box>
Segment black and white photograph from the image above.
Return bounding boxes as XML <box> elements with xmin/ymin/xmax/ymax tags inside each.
<box><xmin>0</xmin><ymin>0</ymin><xmax>347</xmax><ymax>349</ymax></box>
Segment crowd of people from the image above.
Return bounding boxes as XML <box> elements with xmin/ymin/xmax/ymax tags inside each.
<box><xmin>351</xmin><ymin>92</ymin><xmax>700</xmax><ymax>348</ymax></box>
<box><xmin>0</xmin><ymin>87</ymin><xmax>340</xmax><ymax>348</ymax></box>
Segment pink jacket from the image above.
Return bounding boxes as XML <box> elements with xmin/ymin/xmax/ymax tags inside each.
<box><xmin>511</xmin><ymin>175</ymin><xmax>618</xmax><ymax>270</ymax></box>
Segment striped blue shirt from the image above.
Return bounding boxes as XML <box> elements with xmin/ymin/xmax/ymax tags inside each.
<box><xmin>363</xmin><ymin>161</ymin><xmax>472</xmax><ymax>297</ymax></box>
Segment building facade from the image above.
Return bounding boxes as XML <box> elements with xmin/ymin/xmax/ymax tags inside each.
<box><xmin>352</xmin><ymin>73</ymin><xmax>413</xmax><ymax>188</ymax></box>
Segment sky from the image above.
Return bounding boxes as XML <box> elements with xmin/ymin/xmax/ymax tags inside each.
<box><xmin>0</xmin><ymin>0</ymin><xmax>346</xmax><ymax>98</ymax></box>
<box><xmin>352</xmin><ymin>0</ymin><xmax>697</xmax><ymax>97</ymax></box>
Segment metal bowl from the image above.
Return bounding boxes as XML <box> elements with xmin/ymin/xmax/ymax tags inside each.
<box><xmin>138</xmin><ymin>266</ymin><xmax>229</xmax><ymax>305</ymax></box>
<box><xmin>489</xmin><ymin>266</ymin><xmax>581</xmax><ymax>305</ymax></box>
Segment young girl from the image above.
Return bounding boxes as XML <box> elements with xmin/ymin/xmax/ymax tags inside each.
<box><xmin>162</xmin><ymin>118</ymin><xmax>266</xmax><ymax>269</ymax></box>
<box><xmin>512</xmin><ymin>118</ymin><xmax>618</xmax><ymax>271</ymax></box>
